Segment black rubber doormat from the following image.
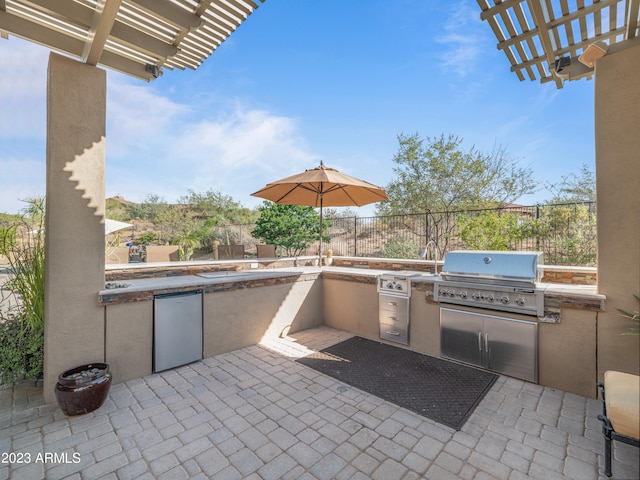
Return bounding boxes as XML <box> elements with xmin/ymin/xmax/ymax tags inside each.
<box><xmin>296</xmin><ymin>336</ymin><xmax>497</xmax><ymax>430</ymax></box>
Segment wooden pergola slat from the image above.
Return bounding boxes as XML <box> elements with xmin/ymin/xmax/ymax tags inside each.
<box><xmin>477</xmin><ymin>0</ymin><xmax>637</xmax><ymax>88</ymax></box>
<box><xmin>0</xmin><ymin>0</ymin><xmax>266</xmax><ymax>81</ymax></box>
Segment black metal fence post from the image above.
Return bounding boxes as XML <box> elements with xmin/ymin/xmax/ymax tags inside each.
<box><xmin>354</xmin><ymin>217</ymin><xmax>358</xmax><ymax>257</ymax></box>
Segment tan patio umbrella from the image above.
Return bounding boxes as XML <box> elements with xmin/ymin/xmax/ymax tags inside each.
<box><xmin>251</xmin><ymin>161</ymin><xmax>388</xmax><ymax>260</ymax></box>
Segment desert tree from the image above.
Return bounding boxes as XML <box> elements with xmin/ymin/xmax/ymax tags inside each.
<box><xmin>377</xmin><ymin>133</ymin><xmax>535</xmax><ymax>215</ymax></box>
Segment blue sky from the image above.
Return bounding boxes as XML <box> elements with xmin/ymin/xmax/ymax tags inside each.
<box><xmin>0</xmin><ymin>0</ymin><xmax>595</xmax><ymax>216</ymax></box>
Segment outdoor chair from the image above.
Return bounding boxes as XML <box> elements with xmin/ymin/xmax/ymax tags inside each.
<box><xmin>597</xmin><ymin>371</ymin><xmax>640</xmax><ymax>477</ymax></box>
<box><xmin>217</xmin><ymin>245</ymin><xmax>245</xmax><ymax>260</ymax></box>
<box><xmin>256</xmin><ymin>244</ymin><xmax>276</xmax><ymax>258</ymax></box>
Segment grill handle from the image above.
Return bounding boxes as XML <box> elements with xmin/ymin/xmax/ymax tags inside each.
<box><xmin>485</xmin><ymin>333</ymin><xmax>491</xmax><ymax>368</ymax></box>
<box><xmin>478</xmin><ymin>331</ymin><xmax>482</xmax><ymax>352</ymax></box>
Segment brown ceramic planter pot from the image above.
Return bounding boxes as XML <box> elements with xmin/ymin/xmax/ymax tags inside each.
<box><xmin>55</xmin><ymin>363</ymin><xmax>112</xmax><ymax>416</ymax></box>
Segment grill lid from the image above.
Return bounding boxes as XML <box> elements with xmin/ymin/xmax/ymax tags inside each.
<box><xmin>440</xmin><ymin>250</ymin><xmax>543</xmax><ymax>284</ymax></box>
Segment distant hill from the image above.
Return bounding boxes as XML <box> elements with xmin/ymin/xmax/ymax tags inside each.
<box><xmin>105</xmin><ymin>196</ymin><xmax>134</xmax><ymax>221</ymax></box>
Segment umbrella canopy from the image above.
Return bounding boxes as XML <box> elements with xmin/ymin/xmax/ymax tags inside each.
<box><xmin>105</xmin><ymin>219</ymin><xmax>133</xmax><ymax>235</ymax></box>
<box><xmin>251</xmin><ymin>161</ymin><xmax>388</xmax><ymax>259</ymax></box>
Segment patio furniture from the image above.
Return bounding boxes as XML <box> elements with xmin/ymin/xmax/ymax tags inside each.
<box><xmin>256</xmin><ymin>244</ymin><xmax>276</xmax><ymax>258</ymax></box>
<box><xmin>597</xmin><ymin>371</ymin><xmax>640</xmax><ymax>477</ymax></box>
<box><xmin>217</xmin><ymin>245</ymin><xmax>245</xmax><ymax>260</ymax></box>
<box><xmin>145</xmin><ymin>246</ymin><xmax>180</xmax><ymax>262</ymax></box>
<box><xmin>105</xmin><ymin>246</ymin><xmax>130</xmax><ymax>264</ymax></box>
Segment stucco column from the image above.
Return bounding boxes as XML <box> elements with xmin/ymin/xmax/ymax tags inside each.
<box><xmin>44</xmin><ymin>53</ymin><xmax>106</xmax><ymax>404</ymax></box>
<box><xmin>594</xmin><ymin>43</ymin><xmax>640</xmax><ymax>379</ymax></box>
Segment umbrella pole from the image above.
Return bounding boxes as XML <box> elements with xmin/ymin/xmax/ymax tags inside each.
<box><xmin>319</xmin><ymin>196</ymin><xmax>323</xmax><ymax>265</ymax></box>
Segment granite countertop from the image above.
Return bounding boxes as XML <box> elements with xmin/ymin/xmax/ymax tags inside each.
<box><xmin>99</xmin><ymin>267</ymin><xmax>322</xmax><ymax>304</ymax></box>
<box><xmin>99</xmin><ymin>265</ymin><xmax>604</xmax><ymax>308</ymax></box>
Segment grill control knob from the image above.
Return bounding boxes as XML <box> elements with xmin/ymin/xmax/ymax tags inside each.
<box><xmin>486</xmin><ymin>295</ymin><xmax>494</xmax><ymax>302</ymax></box>
<box><xmin>516</xmin><ymin>297</ymin><xmax>525</xmax><ymax>306</ymax></box>
<box><xmin>386</xmin><ymin>282</ymin><xmax>394</xmax><ymax>289</ymax></box>
<box><xmin>395</xmin><ymin>284</ymin><xmax>403</xmax><ymax>290</ymax></box>
<box><xmin>500</xmin><ymin>296</ymin><xmax>509</xmax><ymax>304</ymax></box>
<box><xmin>458</xmin><ymin>291</ymin><xmax>467</xmax><ymax>298</ymax></box>
<box><xmin>472</xmin><ymin>293</ymin><xmax>480</xmax><ymax>300</ymax></box>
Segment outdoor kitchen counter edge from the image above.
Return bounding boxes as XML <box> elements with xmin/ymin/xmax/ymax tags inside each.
<box><xmin>321</xmin><ymin>267</ymin><xmax>606</xmax><ymax>312</ymax></box>
<box><xmin>98</xmin><ymin>267</ymin><xmax>322</xmax><ymax>305</ymax></box>
<box><xmin>98</xmin><ymin>265</ymin><xmax>605</xmax><ymax>311</ymax></box>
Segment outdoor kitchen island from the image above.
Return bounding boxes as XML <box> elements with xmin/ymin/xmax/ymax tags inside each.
<box><xmin>99</xmin><ymin>264</ymin><xmax>605</xmax><ymax>398</ymax></box>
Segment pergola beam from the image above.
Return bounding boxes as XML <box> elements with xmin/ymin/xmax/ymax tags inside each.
<box><xmin>526</xmin><ymin>0</ymin><xmax>563</xmax><ymax>87</ymax></box>
<box><xmin>109</xmin><ymin>20</ymin><xmax>178</xmax><ymax>58</ymax></box>
<box><xmin>0</xmin><ymin>0</ymin><xmax>264</xmax><ymax>81</ymax></box>
<box><xmin>0</xmin><ymin>9</ymin><xmax>84</xmax><ymax>55</ymax></box>
<box><xmin>84</xmin><ymin>0</ymin><xmax>122</xmax><ymax>66</ymax></box>
<box><xmin>628</xmin><ymin>0</ymin><xmax>640</xmax><ymax>39</ymax></box>
<box><xmin>478</xmin><ymin>0</ymin><xmax>635</xmax><ymax>88</ymax></box>
<box><xmin>128</xmin><ymin>0</ymin><xmax>201</xmax><ymax>31</ymax></box>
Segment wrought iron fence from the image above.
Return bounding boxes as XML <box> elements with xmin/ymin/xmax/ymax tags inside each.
<box><xmin>214</xmin><ymin>202</ymin><xmax>597</xmax><ymax>266</ymax></box>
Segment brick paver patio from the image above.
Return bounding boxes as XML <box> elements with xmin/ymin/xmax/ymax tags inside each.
<box><xmin>1</xmin><ymin>326</ymin><xmax>638</xmax><ymax>479</ymax></box>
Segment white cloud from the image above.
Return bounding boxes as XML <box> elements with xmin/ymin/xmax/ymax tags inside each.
<box><xmin>104</xmin><ymin>81</ymin><xmax>317</xmax><ymax>206</ymax></box>
<box><xmin>176</xmin><ymin>107</ymin><xmax>313</xmax><ymax>167</ymax></box>
<box><xmin>0</xmin><ymin>38</ymin><xmax>318</xmax><ymax>212</ymax></box>
<box><xmin>0</xmin><ymin>39</ymin><xmax>49</xmax><ymax>213</ymax></box>
<box><xmin>0</xmin><ymin>157</ymin><xmax>45</xmax><ymax>213</ymax></box>
<box><xmin>0</xmin><ymin>37</ymin><xmax>48</xmax><ymax>95</ymax></box>
<box><xmin>436</xmin><ymin>1</ymin><xmax>488</xmax><ymax>78</ymax></box>
<box><xmin>166</xmin><ymin>106</ymin><xmax>317</xmax><ymax>206</ymax></box>
<box><xmin>106</xmin><ymin>76</ymin><xmax>190</xmax><ymax>157</ymax></box>
<box><xmin>0</xmin><ymin>38</ymin><xmax>48</xmax><ymax>139</ymax></box>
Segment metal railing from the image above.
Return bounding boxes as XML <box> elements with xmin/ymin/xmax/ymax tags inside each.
<box><xmin>214</xmin><ymin>202</ymin><xmax>597</xmax><ymax>266</ymax></box>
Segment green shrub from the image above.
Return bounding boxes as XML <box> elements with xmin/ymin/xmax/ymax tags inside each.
<box><xmin>0</xmin><ymin>197</ymin><xmax>45</xmax><ymax>384</ymax></box>
<box><xmin>252</xmin><ymin>202</ymin><xmax>328</xmax><ymax>257</ymax></box>
<box><xmin>1</xmin><ymin>198</ymin><xmax>45</xmax><ymax>330</ymax></box>
<box><xmin>458</xmin><ymin>211</ymin><xmax>528</xmax><ymax>250</ymax></box>
<box><xmin>137</xmin><ymin>232</ymin><xmax>156</xmax><ymax>245</ymax></box>
<box><xmin>534</xmin><ymin>204</ymin><xmax>597</xmax><ymax>266</ymax></box>
<box><xmin>0</xmin><ymin>226</ymin><xmax>17</xmax><ymax>255</ymax></box>
<box><xmin>0</xmin><ymin>313</ymin><xmax>44</xmax><ymax>384</ymax></box>
<box><xmin>381</xmin><ymin>238</ymin><xmax>419</xmax><ymax>259</ymax></box>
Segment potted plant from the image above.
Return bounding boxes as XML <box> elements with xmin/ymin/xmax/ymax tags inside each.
<box><xmin>324</xmin><ymin>249</ymin><xmax>333</xmax><ymax>266</ymax></box>
<box><xmin>55</xmin><ymin>363</ymin><xmax>112</xmax><ymax>416</ymax></box>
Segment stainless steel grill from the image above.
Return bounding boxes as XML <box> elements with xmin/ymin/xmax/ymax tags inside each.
<box><xmin>434</xmin><ymin>251</ymin><xmax>543</xmax><ymax>383</ymax></box>
<box><xmin>433</xmin><ymin>251</ymin><xmax>544</xmax><ymax>317</ymax></box>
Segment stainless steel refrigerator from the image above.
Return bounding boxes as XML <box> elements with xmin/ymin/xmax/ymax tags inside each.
<box><xmin>153</xmin><ymin>290</ymin><xmax>203</xmax><ymax>372</ymax></box>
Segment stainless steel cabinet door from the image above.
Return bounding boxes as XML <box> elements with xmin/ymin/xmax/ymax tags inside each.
<box><xmin>440</xmin><ymin>308</ymin><xmax>483</xmax><ymax>368</ymax></box>
<box><xmin>154</xmin><ymin>291</ymin><xmax>203</xmax><ymax>372</ymax></box>
<box><xmin>484</xmin><ymin>316</ymin><xmax>538</xmax><ymax>383</ymax></box>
